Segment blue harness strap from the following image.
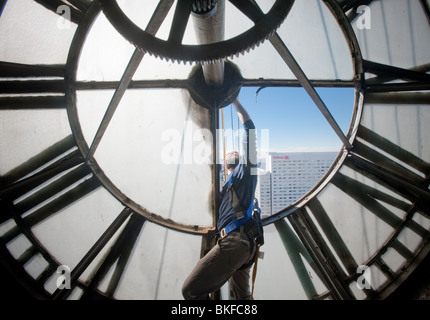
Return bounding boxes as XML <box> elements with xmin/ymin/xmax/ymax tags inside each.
<box><xmin>220</xmin><ymin>201</ymin><xmax>254</xmax><ymax>238</ymax></box>
<box><xmin>220</xmin><ymin>174</ymin><xmax>254</xmax><ymax>238</ymax></box>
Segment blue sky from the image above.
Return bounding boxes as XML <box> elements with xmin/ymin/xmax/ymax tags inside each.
<box><xmin>221</xmin><ymin>86</ymin><xmax>355</xmax><ymax>154</ymax></box>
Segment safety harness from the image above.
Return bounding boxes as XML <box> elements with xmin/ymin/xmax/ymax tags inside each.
<box><xmin>219</xmin><ymin>174</ymin><xmax>255</xmax><ymax>239</ymax></box>
<box><xmin>219</xmin><ymin>172</ymin><xmax>264</xmax><ymax>300</ymax></box>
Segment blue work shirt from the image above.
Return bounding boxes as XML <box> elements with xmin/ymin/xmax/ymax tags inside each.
<box><xmin>217</xmin><ymin>119</ymin><xmax>257</xmax><ymax>231</ymax></box>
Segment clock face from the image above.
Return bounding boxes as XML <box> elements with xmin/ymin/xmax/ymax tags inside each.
<box><xmin>1</xmin><ymin>0</ymin><xmax>430</xmax><ymax>300</ymax></box>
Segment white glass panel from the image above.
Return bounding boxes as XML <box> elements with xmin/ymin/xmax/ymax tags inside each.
<box><xmin>78</xmin><ymin>15</ymin><xmax>192</xmax><ymax>82</ymax></box>
<box><xmin>0</xmin><ymin>0</ymin><xmax>76</xmax><ymax>64</ymax></box>
<box><xmin>76</xmin><ymin>8</ymin><xmax>192</xmax><ymax>81</ymax></box>
<box><xmin>368</xmin><ymin>264</ymin><xmax>388</xmax><ymax>291</ymax></box>
<box><xmin>117</xmin><ymin>0</ymin><xmax>197</xmax><ymax>44</ymax></box>
<box><xmin>87</xmin><ymin>0</ymin><xmax>252</xmax><ymax>81</ymax></box>
<box><xmin>397</xmin><ymin>225</ymin><xmax>425</xmax><ymax>254</ymax></box>
<box><xmin>253</xmin><ymin>224</ymin><xmax>325</xmax><ymax>299</ymax></box>
<box><xmin>353</xmin><ymin>0</ymin><xmax>430</xmax><ymax>68</ymax></box>
<box><xmin>77</xmin><ymin>11</ymin><xmax>135</xmax><ymax>82</ymax></box>
<box><xmin>0</xmin><ymin>110</ymin><xmax>71</xmax><ymax>175</ymax></box>
<box><xmin>314</xmin><ymin>165</ymin><xmax>399</xmax><ymax>265</ymax></box>
<box><xmin>77</xmin><ymin>89</ymin><xmax>214</xmax><ymax>227</ymax></box>
<box><xmin>67</xmin><ymin>287</ymin><xmax>84</xmax><ymax>300</ymax></box>
<box><xmin>382</xmin><ymin>247</ymin><xmax>406</xmax><ymax>273</ymax></box>
<box><xmin>6</xmin><ymin>233</ymin><xmax>32</xmax><ymax>260</ymax></box>
<box><xmin>360</xmin><ymin>103</ymin><xmax>430</xmax><ymax>162</ymax></box>
<box><xmin>412</xmin><ymin>211</ymin><xmax>430</xmax><ymax>230</ymax></box>
<box><xmin>44</xmin><ymin>271</ymin><xmax>60</xmax><ymax>294</ymax></box>
<box><xmin>349</xmin><ymin>280</ymin><xmax>367</xmax><ymax>300</ymax></box>
<box><xmin>232</xmin><ymin>0</ymin><xmax>354</xmax><ymax>80</ymax></box>
<box><xmin>0</xmin><ymin>218</ymin><xmax>17</xmax><ymax>238</ymax></box>
<box><xmin>110</xmin><ymin>222</ymin><xmax>201</xmax><ymax>299</ymax></box>
<box><xmin>31</xmin><ymin>188</ymin><xmax>124</xmax><ymax>273</ymax></box>
<box><xmin>23</xmin><ymin>253</ymin><xmax>50</xmax><ymax>280</ymax></box>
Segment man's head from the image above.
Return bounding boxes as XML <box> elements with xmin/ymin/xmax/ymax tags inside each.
<box><xmin>225</xmin><ymin>151</ymin><xmax>240</xmax><ymax>173</ymax></box>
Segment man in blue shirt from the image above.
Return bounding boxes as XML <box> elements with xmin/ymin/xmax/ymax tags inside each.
<box><xmin>182</xmin><ymin>98</ymin><xmax>259</xmax><ymax>300</ymax></box>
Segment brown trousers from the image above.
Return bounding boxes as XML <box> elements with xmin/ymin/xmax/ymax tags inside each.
<box><xmin>182</xmin><ymin>228</ymin><xmax>256</xmax><ymax>300</ymax></box>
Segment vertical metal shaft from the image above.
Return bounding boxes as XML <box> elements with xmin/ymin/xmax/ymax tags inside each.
<box><xmin>192</xmin><ymin>0</ymin><xmax>225</xmax><ymax>87</ymax></box>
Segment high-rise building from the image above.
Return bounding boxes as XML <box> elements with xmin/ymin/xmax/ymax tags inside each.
<box><xmin>257</xmin><ymin>152</ymin><xmax>338</xmax><ymax>216</ymax></box>
<box><xmin>255</xmin><ymin>168</ymin><xmax>272</xmax><ymax>218</ymax></box>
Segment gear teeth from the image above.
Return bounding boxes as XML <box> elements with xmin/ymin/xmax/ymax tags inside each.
<box><xmin>132</xmin><ymin>19</ymin><xmax>282</xmax><ymax>64</ymax></box>
<box><xmin>137</xmin><ymin>46</ymin><xmax>147</xmax><ymax>55</ymax></box>
<box><xmin>148</xmin><ymin>50</ymin><xmax>157</xmax><ymax>59</ymax></box>
<box><xmin>103</xmin><ymin>1</ymin><xmax>290</xmax><ymax>65</ymax></box>
<box><xmin>267</xmin><ymin>29</ymin><xmax>276</xmax><ymax>39</ymax></box>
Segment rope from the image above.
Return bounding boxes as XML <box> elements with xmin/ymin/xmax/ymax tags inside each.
<box><xmin>250</xmin><ymin>244</ymin><xmax>261</xmax><ymax>300</ymax></box>
<box><xmin>221</xmin><ymin>108</ymin><xmax>227</xmax><ymax>181</ymax></box>
<box><xmin>230</xmin><ymin>105</ymin><xmax>235</xmax><ymax>150</ymax></box>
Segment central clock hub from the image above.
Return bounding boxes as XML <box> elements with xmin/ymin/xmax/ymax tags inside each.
<box><xmin>187</xmin><ymin>61</ymin><xmax>242</xmax><ymax>110</ymax></box>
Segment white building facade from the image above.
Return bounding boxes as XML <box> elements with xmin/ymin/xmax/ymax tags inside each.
<box><xmin>255</xmin><ymin>168</ymin><xmax>272</xmax><ymax>218</ymax></box>
<box><xmin>256</xmin><ymin>152</ymin><xmax>338</xmax><ymax>216</ymax></box>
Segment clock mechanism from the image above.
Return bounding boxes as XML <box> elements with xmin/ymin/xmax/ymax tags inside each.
<box><xmin>0</xmin><ymin>0</ymin><xmax>429</xmax><ymax>300</ymax></box>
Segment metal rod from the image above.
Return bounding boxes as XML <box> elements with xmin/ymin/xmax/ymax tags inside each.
<box><xmin>106</xmin><ymin>213</ymin><xmax>146</xmax><ymax>298</ymax></box>
<box><xmin>52</xmin><ymin>207</ymin><xmax>133</xmax><ymax>300</ymax></box>
<box><xmin>0</xmin><ymin>135</ymin><xmax>76</xmax><ymax>186</ymax></box>
<box><xmin>239</xmin><ymin>79</ymin><xmax>356</xmax><ymax>88</ymax></box>
<box><xmin>79</xmin><ymin>213</ymin><xmax>146</xmax><ymax>300</ymax></box>
<box><xmin>24</xmin><ymin>176</ymin><xmax>100</xmax><ymax>227</ymax></box>
<box><xmin>33</xmin><ymin>0</ymin><xmax>84</xmax><ymax>24</ymax></box>
<box><xmin>0</xmin><ymin>151</ymin><xmax>83</xmax><ymax>200</ymax></box>
<box><xmin>274</xmin><ymin>218</ymin><xmax>318</xmax><ymax>299</ymax></box>
<box><xmin>270</xmin><ymin>33</ymin><xmax>352</xmax><ymax>150</ymax></box>
<box><xmin>168</xmin><ymin>0</ymin><xmax>194</xmax><ymax>44</ymax></box>
<box><xmin>74</xmin><ymin>78</ymin><xmax>356</xmax><ymax>90</ymax></box>
<box><xmin>307</xmin><ymin>199</ymin><xmax>358</xmax><ymax>275</ymax></box>
<box><xmin>332</xmin><ymin>169</ymin><xmax>429</xmax><ymax>238</ymax></box>
<box><xmin>363</xmin><ymin>60</ymin><xmax>430</xmax><ymax>83</ymax></box>
<box><xmin>288</xmin><ymin>210</ymin><xmax>354</xmax><ymax>299</ymax></box>
<box><xmin>365</xmin><ymin>82</ymin><xmax>430</xmax><ymax>93</ymax></box>
<box><xmin>87</xmin><ymin>1</ymin><xmax>173</xmax><ymax>159</ymax></box>
<box><xmin>12</xmin><ymin>163</ymin><xmax>90</xmax><ymax>214</ymax></box>
<box><xmin>391</xmin><ymin>239</ymin><xmax>414</xmax><ymax>260</ymax></box>
<box><xmin>357</xmin><ymin>125</ymin><xmax>430</xmax><ymax>175</ymax></box>
<box><xmin>347</xmin><ymin>155</ymin><xmax>430</xmax><ymax>204</ymax></box>
<box><xmin>192</xmin><ymin>0</ymin><xmax>226</xmax><ymax>86</ymax></box>
<box><xmin>0</xmin><ymin>96</ymin><xmax>67</xmax><ymax>110</ymax></box>
<box><xmin>0</xmin><ymin>80</ymin><xmax>66</xmax><ymax>94</ymax></box>
<box><xmin>0</xmin><ymin>61</ymin><xmax>65</xmax><ymax>77</ymax></box>
<box><xmin>86</xmin><ymin>49</ymin><xmax>144</xmax><ymax>159</ymax></box>
<box><xmin>365</xmin><ymin>92</ymin><xmax>430</xmax><ymax>104</ymax></box>
<box><xmin>353</xmin><ymin>140</ymin><xmax>426</xmax><ymax>184</ymax></box>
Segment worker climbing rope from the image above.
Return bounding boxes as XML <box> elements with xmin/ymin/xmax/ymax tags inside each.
<box><xmin>182</xmin><ymin>97</ymin><xmax>264</xmax><ymax>300</ymax></box>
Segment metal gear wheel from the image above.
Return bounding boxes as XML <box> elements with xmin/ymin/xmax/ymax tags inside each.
<box><xmin>192</xmin><ymin>0</ymin><xmax>217</xmax><ymax>14</ymax></box>
<box><xmin>99</xmin><ymin>0</ymin><xmax>294</xmax><ymax>64</ymax></box>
